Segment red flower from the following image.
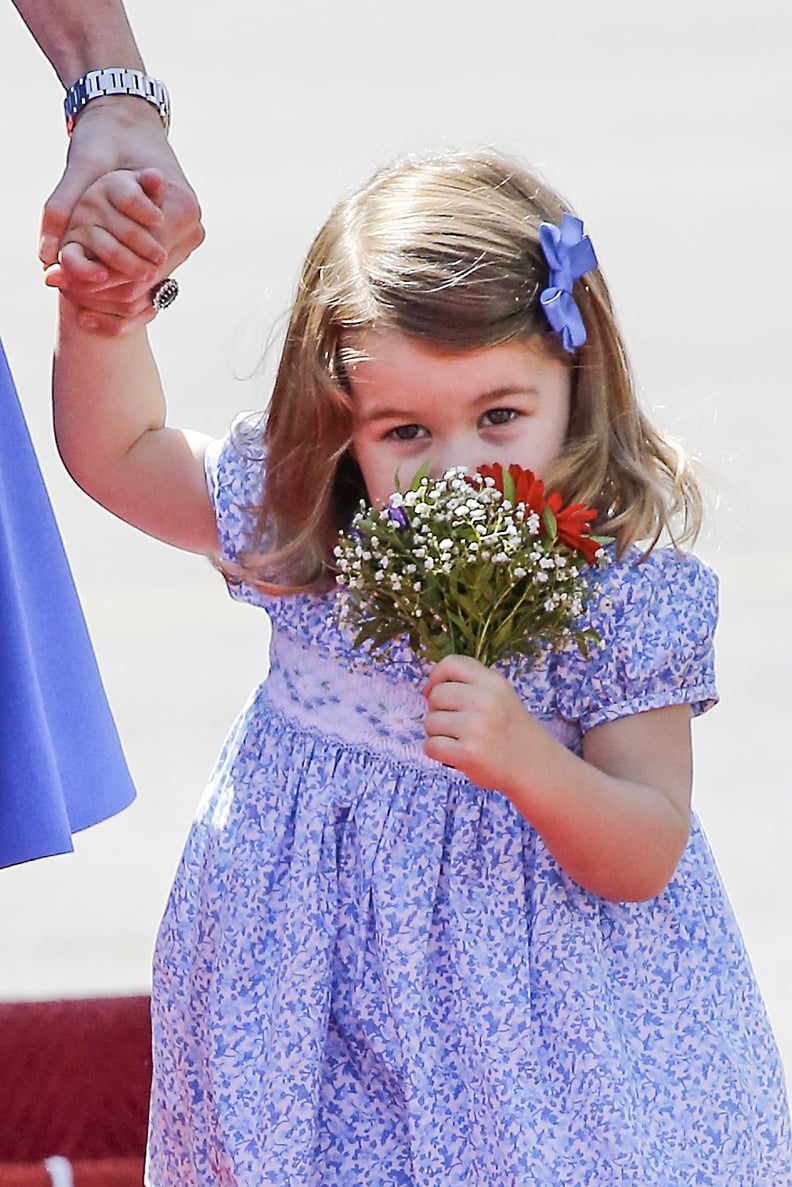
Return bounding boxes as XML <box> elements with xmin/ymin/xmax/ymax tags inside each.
<box><xmin>545</xmin><ymin>491</ymin><xmax>601</xmax><ymax>564</ymax></box>
<box><xmin>475</xmin><ymin>463</ymin><xmax>547</xmax><ymax>516</ymax></box>
<box><xmin>476</xmin><ymin>463</ymin><xmax>602</xmax><ymax>565</ymax></box>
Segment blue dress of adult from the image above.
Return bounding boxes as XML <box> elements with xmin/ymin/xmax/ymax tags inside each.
<box><xmin>0</xmin><ymin>338</ymin><xmax>135</xmax><ymax>867</ymax></box>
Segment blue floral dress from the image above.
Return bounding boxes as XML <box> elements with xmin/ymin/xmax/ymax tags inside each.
<box><xmin>146</xmin><ymin>427</ymin><xmax>792</xmax><ymax>1186</ymax></box>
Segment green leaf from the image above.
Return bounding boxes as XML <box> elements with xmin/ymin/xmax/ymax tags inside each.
<box><xmin>542</xmin><ymin>504</ymin><xmax>557</xmax><ymax>540</ymax></box>
<box><xmin>436</xmin><ymin>633</ymin><xmax>456</xmax><ymax>658</ymax></box>
<box><xmin>408</xmin><ymin>460</ymin><xmax>431</xmax><ymax>491</ymax></box>
<box><xmin>574</xmin><ymin>627</ymin><xmax>602</xmax><ymax>658</ymax></box>
<box><xmin>502</xmin><ymin>468</ymin><xmax>517</xmax><ymax>506</ymax></box>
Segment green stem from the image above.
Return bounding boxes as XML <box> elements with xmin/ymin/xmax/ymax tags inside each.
<box><xmin>471</xmin><ymin>576</ymin><xmax>522</xmax><ymax>664</ymax></box>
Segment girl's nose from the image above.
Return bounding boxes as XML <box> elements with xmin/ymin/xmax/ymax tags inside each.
<box><xmin>427</xmin><ymin>436</ymin><xmax>480</xmax><ymax>478</ymax></box>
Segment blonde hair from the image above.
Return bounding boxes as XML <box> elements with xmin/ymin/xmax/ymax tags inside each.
<box><xmin>238</xmin><ymin>149</ymin><xmax>702</xmax><ymax>592</ymax></box>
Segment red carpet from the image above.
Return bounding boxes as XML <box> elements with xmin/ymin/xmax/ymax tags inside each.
<box><xmin>0</xmin><ymin>996</ymin><xmax>151</xmax><ymax>1185</ymax></box>
<box><xmin>0</xmin><ymin>1158</ymin><xmax>144</xmax><ymax>1186</ymax></box>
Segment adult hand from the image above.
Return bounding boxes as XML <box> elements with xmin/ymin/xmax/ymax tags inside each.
<box><xmin>40</xmin><ymin>97</ymin><xmax>204</xmax><ymax>333</ymax></box>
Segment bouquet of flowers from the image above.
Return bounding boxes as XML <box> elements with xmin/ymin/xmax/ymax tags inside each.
<box><xmin>334</xmin><ymin>463</ymin><xmax>609</xmax><ymax>668</ymax></box>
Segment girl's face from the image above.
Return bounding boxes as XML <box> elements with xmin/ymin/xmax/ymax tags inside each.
<box><xmin>348</xmin><ymin>331</ymin><xmax>571</xmax><ymax>508</ymax></box>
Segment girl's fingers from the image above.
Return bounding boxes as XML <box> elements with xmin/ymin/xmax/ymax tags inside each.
<box><xmin>136</xmin><ymin>167</ymin><xmax>168</xmax><ymax>209</ymax></box>
<box><xmin>64</xmin><ymin>224</ymin><xmax>163</xmax><ymax>280</ymax></box>
<box><xmin>423</xmin><ymin>709</ymin><xmax>464</xmax><ymax>740</ymax></box>
<box><xmin>51</xmin><ymin>244</ymin><xmax>108</xmax><ymax>285</ymax></box>
<box><xmin>423</xmin><ymin>734</ymin><xmax>463</xmax><ymax>769</ymax></box>
<box><xmin>102</xmin><ymin>169</ymin><xmax>165</xmax><ymax>228</ymax></box>
<box><xmin>423</xmin><ymin>653</ymin><xmax>486</xmax><ymax>697</ymax></box>
<box><xmin>424</xmin><ymin>681</ymin><xmax>469</xmax><ymax>713</ymax></box>
<box><xmin>94</xmin><ymin>209</ymin><xmax>168</xmax><ymax>267</ymax></box>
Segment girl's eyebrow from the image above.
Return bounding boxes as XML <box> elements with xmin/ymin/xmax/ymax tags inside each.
<box><xmin>361</xmin><ymin>386</ymin><xmax>540</xmax><ymax>423</ymax></box>
<box><xmin>473</xmin><ymin>385</ymin><xmax>540</xmax><ymax>404</ymax></box>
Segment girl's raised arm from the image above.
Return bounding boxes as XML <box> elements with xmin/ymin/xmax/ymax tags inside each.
<box><xmin>53</xmin><ymin>296</ymin><xmax>218</xmax><ymax>555</ymax></box>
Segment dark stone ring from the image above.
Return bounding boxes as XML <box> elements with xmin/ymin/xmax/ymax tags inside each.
<box><xmin>151</xmin><ymin>277</ymin><xmax>179</xmax><ymax>312</ymax></box>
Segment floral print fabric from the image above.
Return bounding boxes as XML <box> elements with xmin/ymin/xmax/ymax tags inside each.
<box><xmin>145</xmin><ymin>428</ymin><xmax>792</xmax><ymax>1186</ymax></box>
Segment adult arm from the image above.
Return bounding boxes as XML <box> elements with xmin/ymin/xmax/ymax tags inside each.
<box><xmin>10</xmin><ymin>0</ymin><xmax>204</xmax><ymax>330</ymax></box>
<box><xmin>12</xmin><ymin>0</ymin><xmax>146</xmax><ymax>87</ymax></box>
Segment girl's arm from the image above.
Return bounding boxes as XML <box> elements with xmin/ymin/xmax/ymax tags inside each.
<box><xmin>423</xmin><ymin>654</ymin><xmax>692</xmax><ymax>902</ymax></box>
<box><xmin>53</xmin><ymin>295</ymin><xmax>218</xmax><ymax>554</ymax></box>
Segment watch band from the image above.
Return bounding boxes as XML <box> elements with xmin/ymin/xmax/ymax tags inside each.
<box><xmin>64</xmin><ymin>68</ymin><xmax>170</xmax><ymax>136</ymax></box>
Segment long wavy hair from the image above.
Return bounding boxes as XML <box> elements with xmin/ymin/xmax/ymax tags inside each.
<box><xmin>234</xmin><ymin>149</ymin><xmax>702</xmax><ymax>592</ymax></box>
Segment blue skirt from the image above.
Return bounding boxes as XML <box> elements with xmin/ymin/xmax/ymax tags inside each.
<box><xmin>0</xmin><ymin>338</ymin><xmax>135</xmax><ymax>867</ymax></box>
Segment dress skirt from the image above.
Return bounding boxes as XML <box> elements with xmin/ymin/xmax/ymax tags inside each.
<box><xmin>0</xmin><ymin>337</ymin><xmax>135</xmax><ymax>867</ymax></box>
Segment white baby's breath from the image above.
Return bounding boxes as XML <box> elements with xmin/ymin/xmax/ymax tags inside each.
<box><xmin>334</xmin><ymin>464</ymin><xmax>607</xmax><ymax>666</ymax></box>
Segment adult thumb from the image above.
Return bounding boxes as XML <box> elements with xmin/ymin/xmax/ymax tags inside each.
<box><xmin>39</xmin><ymin>170</ymin><xmax>81</xmax><ymax>268</ymax></box>
<box><xmin>40</xmin><ymin>138</ymin><xmax>109</xmax><ymax>267</ymax></box>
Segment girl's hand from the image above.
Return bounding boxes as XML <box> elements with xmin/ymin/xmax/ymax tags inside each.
<box><xmin>56</xmin><ymin>168</ymin><xmax>166</xmax><ymax>282</ymax></box>
<box><xmin>46</xmin><ymin>168</ymin><xmax>170</xmax><ymax>333</ymax></box>
<box><xmin>424</xmin><ymin>652</ymin><xmax>694</xmax><ymax>901</ymax></box>
<box><xmin>423</xmin><ymin>654</ymin><xmax>540</xmax><ymax>791</ymax></box>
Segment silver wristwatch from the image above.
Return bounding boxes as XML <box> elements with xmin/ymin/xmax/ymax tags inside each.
<box><xmin>64</xmin><ymin>68</ymin><xmax>171</xmax><ymax>136</ymax></box>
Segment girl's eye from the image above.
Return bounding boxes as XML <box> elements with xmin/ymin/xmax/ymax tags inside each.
<box><xmin>388</xmin><ymin>424</ymin><xmax>427</xmax><ymax>441</ymax></box>
<box><xmin>482</xmin><ymin>408</ymin><xmax>518</xmax><ymax>427</ymax></box>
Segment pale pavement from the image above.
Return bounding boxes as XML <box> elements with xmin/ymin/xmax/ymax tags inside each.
<box><xmin>1</xmin><ymin>0</ymin><xmax>790</xmax><ymax>1077</ymax></box>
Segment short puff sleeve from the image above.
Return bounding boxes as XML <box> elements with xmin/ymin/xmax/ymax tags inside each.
<box><xmin>204</xmin><ymin>416</ymin><xmax>269</xmax><ymax>608</ymax></box>
<box><xmin>556</xmin><ymin>547</ymin><xmax>718</xmax><ymax>732</ymax></box>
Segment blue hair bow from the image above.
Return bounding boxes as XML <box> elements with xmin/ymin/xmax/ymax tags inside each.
<box><xmin>539</xmin><ymin>213</ymin><xmax>598</xmax><ymax>353</ymax></box>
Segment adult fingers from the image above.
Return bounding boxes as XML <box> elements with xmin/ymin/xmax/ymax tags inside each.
<box><xmin>39</xmin><ymin>139</ymin><xmax>114</xmax><ymax>267</ymax></box>
<box><xmin>50</xmin><ymin>260</ymin><xmax>176</xmax><ymax>311</ymax></box>
<box><xmin>40</xmin><ymin>170</ymin><xmax>87</xmax><ymax>268</ymax></box>
<box><xmin>162</xmin><ymin>217</ymin><xmax>206</xmax><ymax>272</ymax></box>
<box><xmin>69</xmin><ymin>288</ymin><xmax>154</xmax><ymax>319</ymax></box>
<box><xmin>50</xmin><ymin>272</ymin><xmax>155</xmax><ymax>320</ymax></box>
<box><xmin>153</xmin><ymin>177</ymin><xmax>206</xmax><ymax>260</ymax></box>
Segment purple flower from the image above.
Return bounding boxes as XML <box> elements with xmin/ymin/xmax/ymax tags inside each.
<box><xmin>386</xmin><ymin>503</ymin><xmax>409</xmax><ymax>529</ymax></box>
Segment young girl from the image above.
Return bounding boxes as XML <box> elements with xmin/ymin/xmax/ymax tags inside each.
<box><xmin>51</xmin><ymin>151</ymin><xmax>791</xmax><ymax>1185</ymax></box>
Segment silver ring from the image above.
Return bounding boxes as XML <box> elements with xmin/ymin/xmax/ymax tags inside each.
<box><xmin>151</xmin><ymin>277</ymin><xmax>179</xmax><ymax>312</ymax></box>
